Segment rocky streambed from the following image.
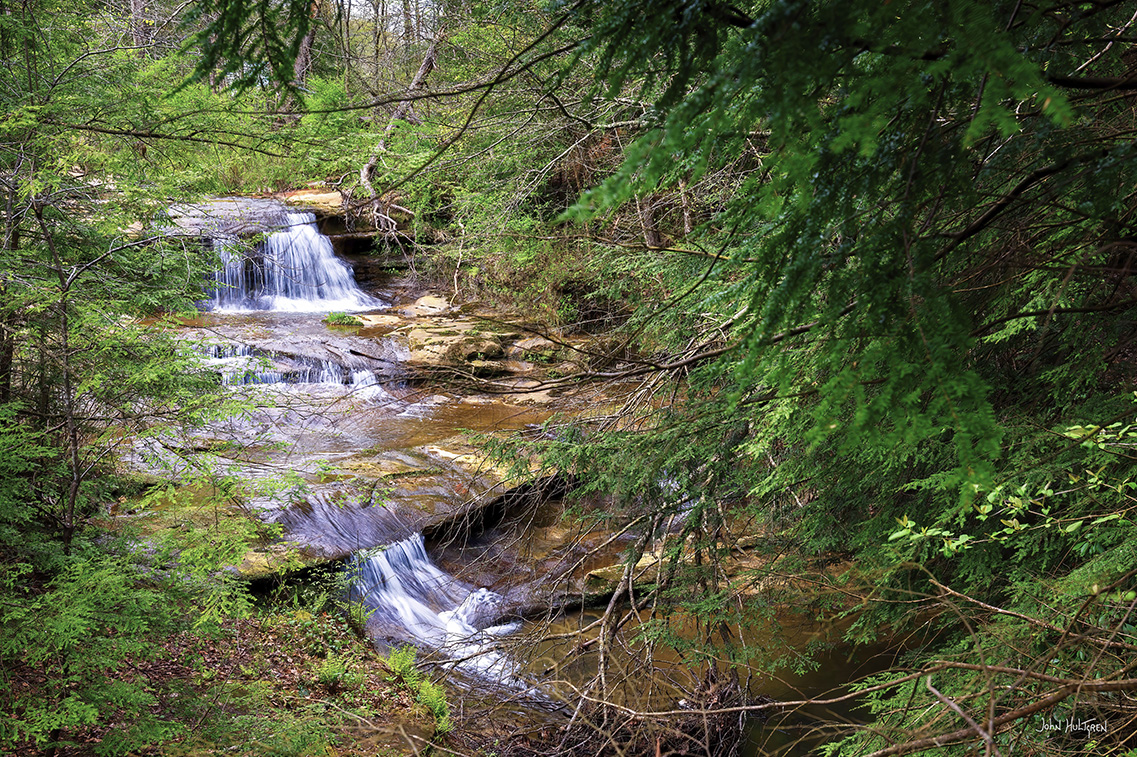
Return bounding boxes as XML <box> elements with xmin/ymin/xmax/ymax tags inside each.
<box><xmin>122</xmin><ymin>197</ymin><xmax>661</xmax><ymax>694</ymax></box>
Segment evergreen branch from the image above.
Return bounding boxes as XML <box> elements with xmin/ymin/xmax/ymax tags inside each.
<box><xmin>861</xmin><ymin>673</ymin><xmax>1137</xmax><ymax>757</ymax></box>
<box><xmin>924</xmin><ymin>675</ymin><xmax>1000</xmax><ymax>757</ymax></box>
<box><xmin>588</xmin><ymin>302</ymin><xmax>856</xmax><ymax>380</ymax></box>
<box><xmin>971</xmin><ymin>299</ymin><xmax>1137</xmax><ymax>336</ymax></box>
<box><xmin>945</xmin><ymin>158</ymin><xmax>1077</xmax><ymax>246</ymax></box>
<box><xmin>39</xmin><ymin>120</ymin><xmax>287</xmax><ymax>156</ymax></box>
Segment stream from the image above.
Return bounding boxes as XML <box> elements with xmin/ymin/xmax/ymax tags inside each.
<box><xmin>154</xmin><ymin>198</ymin><xmax>888</xmax><ymax>752</ymax></box>
<box><xmin>162</xmin><ymin>199</ymin><xmax>578</xmax><ymax>691</ymax></box>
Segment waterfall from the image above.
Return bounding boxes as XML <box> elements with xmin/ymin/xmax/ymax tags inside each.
<box><xmin>199</xmin><ymin>342</ymin><xmax>356</xmax><ymax>386</ymax></box>
<box><xmin>349</xmin><ymin>369</ymin><xmax>395</xmax><ymax>403</ymax></box>
<box><xmin>207</xmin><ymin>212</ymin><xmax>381</xmax><ymax>312</ymax></box>
<box><xmin>350</xmin><ymin>535</ymin><xmax>524</xmax><ymax>685</ymax></box>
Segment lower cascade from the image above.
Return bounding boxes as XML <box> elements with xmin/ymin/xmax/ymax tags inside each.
<box><xmin>208</xmin><ymin>211</ymin><xmax>382</xmax><ymax>312</ymax></box>
<box><xmin>349</xmin><ymin>535</ymin><xmax>526</xmax><ymax>687</ymax></box>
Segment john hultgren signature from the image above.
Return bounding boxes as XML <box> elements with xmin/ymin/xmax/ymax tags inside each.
<box><xmin>1036</xmin><ymin>717</ymin><xmax>1108</xmax><ymax>735</ymax></box>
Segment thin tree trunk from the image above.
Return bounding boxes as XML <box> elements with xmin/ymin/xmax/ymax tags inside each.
<box><xmin>0</xmin><ymin>0</ymin><xmax>11</xmax><ymax>61</ymax></box>
<box><xmin>636</xmin><ymin>194</ymin><xmax>662</xmax><ymax>247</ymax></box>
<box><xmin>293</xmin><ymin>1</ymin><xmax>320</xmax><ymax>88</ymax></box>
<box><xmin>129</xmin><ymin>0</ymin><xmax>149</xmax><ymax>48</ymax></box>
<box><xmin>278</xmin><ymin>0</ymin><xmax>320</xmax><ymax>118</ymax></box>
<box><xmin>679</xmin><ymin>178</ymin><xmax>694</xmax><ymax>235</ymax></box>
<box><xmin>0</xmin><ymin>323</ymin><xmax>11</xmax><ymax>405</ymax></box>
<box><xmin>0</xmin><ymin>183</ymin><xmax>17</xmax><ymax>404</ymax></box>
<box><xmin>36</xmin><ymin>204</ymin><xmax>81</xmax><ymax>554</ymax></box>
<box><xmin>358</xmin><ymin>26</ymin><xmax>442</xmax><ymax>233</ymax></box>
<box><xmin>401</xmin><ymin>0</ymin><xmax>413</xmax><ymax>59</ymax></box>
<box><xmin>341</xmin><ymin>0</ymin><xmax>351</xmax><ymax>94</ymax></box>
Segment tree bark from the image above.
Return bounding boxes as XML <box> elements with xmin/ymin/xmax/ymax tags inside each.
<box><xmin>129</xmin><ymin>0</ymin><xmax>149</xmax><ymax>48</ymax></box>
<box><xmin>358</xmin><ymin>26</ymin><xmax>443</xmax><ymax>234</ymax></box>
<box><xmin>401</xmin><ymin>0</ymin><xmax>414</xmax><ymax>55</ymax></box>
<box><xmin>0</xmin><ymin>181</ymin><xmax>17</xmax><ymax>404</ymax></box>
<box><xmin>278</xmin><ymin>0</ymin><xmax>321</xmax><ymax>118</ymax></box>
<box><xmin>35</xmin><ymin>204</ymin><xmax>81</xmax><ymax>554</ymax></box>
<box><xmin>292</xmin><ymin>0</ymin><xmax>320</xmax><ymax>88</ymax></box>
<box><xmin>636</xmin><ymin>193</ymin><xmax>663</xmax><ymax>248</ymax></box>
<box><xmin>679</xmin><ymin>178</ymin><xmax>694</xmax><ymax>236</ymax></box>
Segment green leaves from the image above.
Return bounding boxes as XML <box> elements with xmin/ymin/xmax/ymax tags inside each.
<box><xmin>183</xmin><ymin>0</ymin><xmax>314</xmax><ymax>93</ymax></box>
<box><xmin>0</xmin><ymin>548</ymin><xmax>190</xmax><ymax>754</ymax></box>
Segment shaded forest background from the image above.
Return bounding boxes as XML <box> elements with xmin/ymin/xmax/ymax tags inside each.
<box><xmin>2</xmin><ymin>0</ymin><xmax>1137</xmax><ymax>755</ymax></box>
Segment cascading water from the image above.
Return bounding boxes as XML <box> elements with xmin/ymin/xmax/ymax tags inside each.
<box><xmin>208</xmin><ymin>212</ymin><xmax>382</xmax><ymax>313</ymax></box>
<box><xmin>350</xmin><ymin>535</ymin><xmax>526</xmax><ymax>686</ymax></box>
<box><xmin>178</xmin><ymin>198</ymin><xmax>539</xmax><ymax>690</ymax></box>
<box><xmin>199</xmin><ymin>342</ymin><xmax>366</xmax><ymax>386</ymax></box>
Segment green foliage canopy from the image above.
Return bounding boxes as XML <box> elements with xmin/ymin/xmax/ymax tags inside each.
<box><xmin>565</xmin><ymin>0</ymin><xmax>1137</xmax><ymax>490</ymax></box>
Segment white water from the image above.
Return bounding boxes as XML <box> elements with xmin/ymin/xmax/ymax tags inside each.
<box><xmin>350</xmin><ymin>535</ymin><xmax>525</xmax><ymax>686</ymax></box>
<box><xmin>194</xmin><ymin>204</ymin><xmax>529</xmax><ymax>687</ymax></box>
<box><xmin>208</xmin><ymin>212</ymin><xmax>382</xmax><ymax>313</ymax></box>
<box><xmin>199</xmin><ymin>342</ymin><xmax>359</xmax><ymax>386</ymax></box>
<box><xmin>349</xmin><ymin>369</ymin><xmax>396</xmax><ymax>403</ymax></box>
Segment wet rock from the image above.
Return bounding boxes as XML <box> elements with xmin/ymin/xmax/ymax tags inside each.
<box><xmin>415</xmin><ymin>295</ymin><xmax>450</xmax><ymax>313</ymax></box>
<box><xmin>261</xmin><ymin>437</ymin><xmax>544</xmax><ymax>566</ymax></box>
<box><xmin>238</xmin><ymin>543</ymin><xmax>309</xmax><ymax>578</ymax></box>
<box><xmin>396</xmin><ymin>294</ymin><xmax>451</xmax><ymax>317</ymax></box>
<box><xmin>424</xmin><ymin>443</ymin><xmax>516</xmax><ymax>481</ymax></box>
<box><xmin>468</xmin><ymin>359</ymin><xmax>511</xmax><ymax>377</ymax></box>
<box><xmin>354</xmin><ymin>313</ymin><xmax>403</xmax><ymax>329</ymax></box>
<box><xmin>405</xmin><ymin>322</ymin><xmax>504</xmax><ymax>368</ymax></box>
<box><xmin>166</xmin><ymin>197</ymin><xmax>296</xmax><ymax>237</ymax></box>
<box><xmin>549</xmin><ymin>361</ymin><xmax>587</xmax><ymax>377</ymax></box>
<box><xmin>505</xmin><ymin>336</ymin><xmax>560</xmax><ymax>360</ymax></box>
<box><xmin>585</xmin><ymin>551</ymin><xmax>663</xmax><ymax>593</ymax></box>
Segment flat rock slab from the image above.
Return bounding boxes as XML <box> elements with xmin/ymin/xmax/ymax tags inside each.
<box><xmin>167</xmin><ymin>197</ymin><xmax>297</xmax><ymax>236</ymax></box>
<box><xmin>279</xmin><ymin>188</ymin><xmax>413</xmax><ymax>232</ymax></box>
<box><xmin>280</xmin><ymin>189</ymin><xmax>345</xmax><ymax>214</ymax></box>
<box><xmin>239</xmin><ymin>436</ymin><xmax>545</xmax><ymax>577</ymax></box>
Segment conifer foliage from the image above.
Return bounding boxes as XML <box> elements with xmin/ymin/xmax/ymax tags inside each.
<box><xmin>529</xmin><ymin>1</ymin><xmax>1137</xmax><ymax>753</ymax></box>
<box><xmin>0</xmin><ymin>2</ymin><xmax>253</xmax><ymax>752</ymax></box>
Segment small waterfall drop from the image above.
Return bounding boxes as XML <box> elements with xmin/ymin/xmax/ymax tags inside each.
<box><xmin>350</xmin><ymin>535</ymin><xmax>524</xmax><ymax>685</ymax></box>
<box><xmin>208</xmin><ymin>212</ymin><xmax>381</xmax><ymax>313</ymax></box>
<box><xmin>199</xmin><ymin>342</ymin><xmax>361</xmax><ymax>386</ymax></box>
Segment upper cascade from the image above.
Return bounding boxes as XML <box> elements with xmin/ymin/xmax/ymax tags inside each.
<box><xmin>207</xmin><ymin>211</ymin><xmax>382</xmax><ymax>312</ymax></box>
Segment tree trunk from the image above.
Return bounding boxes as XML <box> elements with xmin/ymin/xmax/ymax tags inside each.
<box><xmin>0</xmin><ymin>183</ymin><xmax>16</xmax><ymax>404</ymax></box>
<box><xmin>36</xmin><ymin>204</ymin><xmax>82</xmax><ymax>555</ymax></box>
<box><xmin>679</xmin><ymin>178</ymin><xmax>694</xmax><ymax>235</ymax></box>
<box><xmin>358</xmin><ymin>26</ymin><xmax>443</xmax><ymax>233</ymax></box>
<box><xmin>277</xmin><ymin>0</ymin><xmax>320</xmax><ymax>118</ymax></box>
<box><xmin>636</xmin><ymin>194</ymin><xmax>663</xmax><ymax>248</ymax></box>
<box><xmin>129</xmin><ymin>0</ymin><xmax>149</xmax><ymax>48</ymax></box>
<box><xmin>401</xmin><ymin>0</ymin><xmax>414</xmax><ymax>57</ymax></box>
<box><xmin>372</xmin><ymin>0</ymin><xmax>385</xmax><ymax>112</ymax></box>
<box><xmin>292</xmin><ymin>1</ymin><xmax>320</xmax><ymax>89</ymax></box>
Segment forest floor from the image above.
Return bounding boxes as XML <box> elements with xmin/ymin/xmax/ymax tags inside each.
<box><xmin>6</xmin><ymin>600</ymin><xmax>437</xmax><ymax>756</ymax></box>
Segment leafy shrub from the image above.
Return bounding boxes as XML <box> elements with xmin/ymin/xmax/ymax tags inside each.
<box><xmin>383</xmin><ymin>645</ymin><xmax>421</xmax><ymax>687</ymax></box>
<box><xmin>317</xmin><ymin>654</ymin><xmax>347</xmax><ymax>690</ymax></box>
<box><xmin>416</xmin><ymin>680</ymin><xmax>453</xmax><ymax>736</ymax></box>
<box><xmin>382</xmin><ymin>646</ymin><xmax>451</xmax><ymax>737</ymax></box>
<box><xmin>0</xmin><ymin>547</ymin><xmax>191</xmax><ymax>754</ymax></box>
<box><xmin>323</xmin><ymin>312</ymin><xmax>359</xmax><ymax>326</ymax></box>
